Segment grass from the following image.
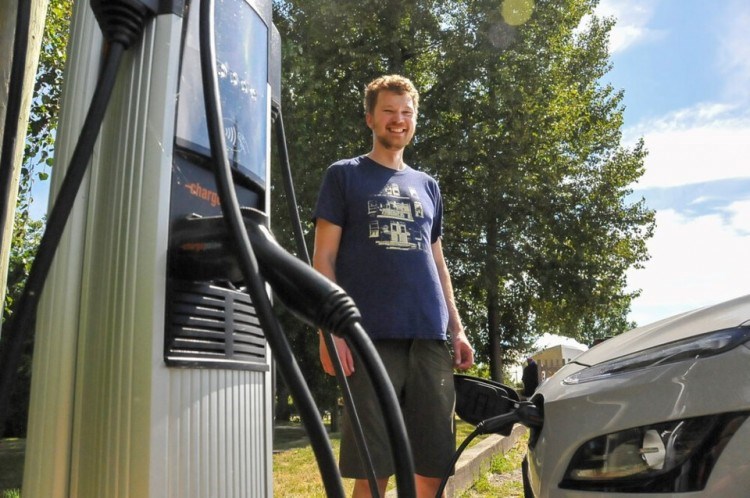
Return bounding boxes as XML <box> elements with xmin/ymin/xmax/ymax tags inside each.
<box><xmin>0</xmin><ymin>438</ymin><xmax>24</xmax><ymax>496</ymax></box>
<box><xmin>2</xmin><ymin>420</ymin><xmax>520</xmax><ymax>497</ymax></box>
<box><xmin>272</xmin><ymin>418</ymin><xmax>500</xmax><ymax>497</ymax></box>
<box><xmin>458</xmin><ymin>432</ymin><xmax>528</xmax><ymax>498</ymax></box>
<box><xmin>274</xmin><ymin>437</ymin><xmax>351</xmax><ymax>497</ymax></box>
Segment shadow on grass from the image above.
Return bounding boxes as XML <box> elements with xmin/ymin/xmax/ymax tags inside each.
<box><xmin>273</xmin><ymin>418</ymin><xmax>488</xmax><ymax>453</ymax></box>
<box><xmin>273</xmin><ymin>422</ymin><xmax>341</xmax><ymax>452</ymax></box>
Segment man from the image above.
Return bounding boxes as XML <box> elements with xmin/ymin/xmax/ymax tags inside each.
<box><xmin>313</xmin><ymin>74</ymin><xmax>474</xmax><ymax>498</ymax></box>
<box><xmin>522</xmin><ymin>357</ymin><xmax>539</xmax><ymax>398</ymax></box>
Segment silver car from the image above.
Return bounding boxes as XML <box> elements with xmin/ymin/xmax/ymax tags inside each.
<box><xmin>520</xmin><ymin>294</ymin><xmax>750</xmax><ymax>497</ymax></box>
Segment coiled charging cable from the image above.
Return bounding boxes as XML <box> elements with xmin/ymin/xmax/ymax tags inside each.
<box><xmin>273</xmin><ymin>106</ymin><xmax>380</xmax><ymax>496</ymax></box>
<box><xmin>199</xmin><ymin>1</ymin><xmax>417</xmax><ymax>496</ymax></box>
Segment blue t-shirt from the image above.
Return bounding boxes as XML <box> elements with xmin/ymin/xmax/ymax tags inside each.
<box><xmin>313</xmin><ymin>155</ymin><xmax>449</xmax><ymax>340</ymax></box>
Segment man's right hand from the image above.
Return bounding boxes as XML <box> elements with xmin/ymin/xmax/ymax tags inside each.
<box><xmin>319</xmin><ymin>332</ymin><xmax>355</xmax><ymax>376</ymax></box>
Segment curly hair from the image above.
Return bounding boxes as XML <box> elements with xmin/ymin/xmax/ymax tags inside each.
<box><xmin>363</xmin><ymin>74</ymin><xmax>420</xmax><ymax>115</ymax></box>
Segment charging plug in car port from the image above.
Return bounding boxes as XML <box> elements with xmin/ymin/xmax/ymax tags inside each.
<box><xmin>523</xmin><ymin>394</ymin><xmax>544</xmax><ymax>449</ymax></box>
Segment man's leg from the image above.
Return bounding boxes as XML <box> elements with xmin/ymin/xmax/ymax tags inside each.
<box><xmin>415</xmin><ymin>474</ymin><xmax>444</xmax><ymax>498</ymax></box>
<box><xmin>352</xmin><ymin>474</ymin><xmax>444</xmax><ymax>498</ymax></box>
<box><xmin>352</xmin><ymin>477</ymin><xmax>389</xmax><ymax>498</ymax></box>
<box><xmin>404</xmin><ymin>341</ymin><xmax>456</xmax><ymax>496</ymax></box>
<box><xmin>342</xmin><ymin>341</ymin><xmax>409</xmax><ymax>491</ymax></box>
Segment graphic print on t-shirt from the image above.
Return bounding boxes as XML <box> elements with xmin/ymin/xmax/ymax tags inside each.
<box><xmin>367</xmin><ymin>182</ymin><xmax>426</xmax><ymax>251</ymax></box>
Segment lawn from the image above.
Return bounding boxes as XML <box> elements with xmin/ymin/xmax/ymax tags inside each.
<box><xmin>1</xmin><ymin>419</ymin><xmax>506</xmax><ymax>497</ymax></box>
<box><xmin>0</xmin><ymin>439</ymin><xmax>24</xmax><ymax>495</ymax></box>
<box><xmin>458</xmin><ymin>432</ymin><xmax>528</xmax><ymax>498</ymax></box>
<box><xmin>272</xmin><ymin>418</ymin><xmax>494</xmax><ymax>497</ymax></box>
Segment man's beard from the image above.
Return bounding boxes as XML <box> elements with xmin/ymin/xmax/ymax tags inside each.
<box><xmin>376</xmin><ymin>134</ymin><xmax>411</xmax><ymax>151</ymax></box>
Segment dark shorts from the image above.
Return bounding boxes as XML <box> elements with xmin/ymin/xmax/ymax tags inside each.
<box><xmin>339</xmin><ymin>339</ymin><xmax>456</xmax><ymax>479</ymax></box>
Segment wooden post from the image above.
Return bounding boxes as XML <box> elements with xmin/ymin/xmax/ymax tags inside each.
<box><xmin>0</xmin><ymin>0</ymin><xmax>49</xmax><ymax>336</ymax></box>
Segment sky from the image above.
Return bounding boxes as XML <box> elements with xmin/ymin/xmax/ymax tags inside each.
<box><xmin>593</xmin><ymin>0</ymin><xmax>750</xmax><ymax>326</ymax></box>
<box><xmin>28</xmin><ymin>0</ymin><xmax>750</xmax><ymax>333</ymax></box>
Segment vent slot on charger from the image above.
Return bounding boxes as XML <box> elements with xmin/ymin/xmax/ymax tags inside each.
<box><xmin>165</xmin><ymin>280</ymin><xmax>268</xmax><ymax>371</ymax></box>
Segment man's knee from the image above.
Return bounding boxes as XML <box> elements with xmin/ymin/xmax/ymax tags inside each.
<box><xmin>352</xmin><ymin>477</ymin><xmax>389</xmax><ymax>498</ymax></box>
<box><xmin>415</xmin><ymin>474</ymin><xmax>444</xmax><ymax>498</ymax></box>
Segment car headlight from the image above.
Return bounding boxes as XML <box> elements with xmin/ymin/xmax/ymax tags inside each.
<box><xmin>564</xmin><ymin>326</ymin><xmax>750</xmax><ymax>385</ymax></box>
<box><xmin>560</xmin><ymin>412</ymin><xmax>749</xmax><ymax>492</ymax></box>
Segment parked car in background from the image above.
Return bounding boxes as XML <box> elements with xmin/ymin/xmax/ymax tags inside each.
<box><xmin>521</xmin><ymin>294</ymin><xmax>750</xmax><ymax>497</ymax></box>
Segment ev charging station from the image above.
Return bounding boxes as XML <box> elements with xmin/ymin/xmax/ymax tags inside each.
<box><xmin>4</xmin><ymin>1</ymin><xmax>541</xmax><ymax>496</ymax></box>
<box><xmin>22</xmin><ymin>1</ymin><xmax>281</xmax><ymax>496</ymax></box>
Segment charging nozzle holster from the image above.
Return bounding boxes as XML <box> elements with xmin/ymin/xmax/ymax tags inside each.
<box><xmin>170</xmin><ymin>208</ymin><xmax>361</xmax><ymax>335</ymax></box>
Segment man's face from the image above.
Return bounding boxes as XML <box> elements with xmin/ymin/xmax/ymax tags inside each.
<box><xmin>366</xmin><ymin>90</ymin><xmax>417</xmax><ymax>151</ymax></box>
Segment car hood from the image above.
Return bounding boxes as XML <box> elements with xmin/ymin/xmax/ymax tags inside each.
<box><xmin>573</xmin><ymin>293</ymin><xmax>750</xmax><ymax>367</ymax></box>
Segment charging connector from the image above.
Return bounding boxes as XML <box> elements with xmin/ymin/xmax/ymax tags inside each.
<box><xmin>171</xmin><ymin>209</ymin><xmax>362</xmax><ymax>334</ymax></box>
<box><xmin>91</xmin><ymin>0</ymin><xmax>158</xmax><ymax>47</ymax></box>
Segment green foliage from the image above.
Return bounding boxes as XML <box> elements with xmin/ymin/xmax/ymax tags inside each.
<box><xmin>19</xmin><ymin>0</ymin><xmax>72</xmax><ymax>222</ymax></box>
<box><xmin>3</xmin><ymin>217</ymin><xmax>43</xmax><ymax>322</ymax></box>
<box><xmin>1</xmin><ymin>214</ymin><xmax>43</xmax><ymax>438</ymax></box>
<box><xmin>415</xmin><ymin>0</ymin><xmax>655</xmax><ymax>378</ymax></box>
<box><xmin>273</xmin><ymin>0</ymin><xmax>654</xmax><ymax>382</ymax></box>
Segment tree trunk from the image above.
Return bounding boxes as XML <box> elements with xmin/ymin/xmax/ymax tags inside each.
<box><xmin>486</xmin><ymin>212</ymin><xmax>504</xmax><ymax>382</ymax></box>
<box><xmin>274</xmin><ymin>381</ymin><xmax>292</xmax><ymax>423</ymax></box>
<box><xmin>488</xmin><ymin>290</ymin><xmax>504</xmax><ymax>382</ymax></box>
<box><xmin>329</xmin><ymin>398</ymin><xmax>340</xmax><ymax>432</ymax></box>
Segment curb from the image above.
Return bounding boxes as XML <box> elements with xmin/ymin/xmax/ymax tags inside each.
<box><xmin>386</xmin><ymin>424</ymin><xmax>527</xmax><ymax>497</ymax></box>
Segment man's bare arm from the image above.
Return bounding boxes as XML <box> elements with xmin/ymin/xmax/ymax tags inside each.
<box><xmin>432</xmin><ymin>238</ymin><xmax>474</xmax><ymax>370</ymax></box>
<box><xmin>313</xmin><ymin>218</ymin><xmax>355</xmax><ymax>376</ymax></box>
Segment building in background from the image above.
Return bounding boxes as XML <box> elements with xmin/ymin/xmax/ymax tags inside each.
<box><xmin>534</xmin><ymin>344</ymin><xmax>586</xmax><ymax>383</ymax></box>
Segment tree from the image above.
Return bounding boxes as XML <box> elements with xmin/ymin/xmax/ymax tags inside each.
<box><xmin>415</xmin><ymin>0</ymin><xmax>655</xmax><ymax>378</ymax></box>
<box><xmin>271</xmin><ymin>0</ymin><xmax>453</xmax><ymax>418</ymax></box>
<box><xmin>273</xmin><ymin>0</ymin><xmax>654</xmax><ymax>383</ymax></box>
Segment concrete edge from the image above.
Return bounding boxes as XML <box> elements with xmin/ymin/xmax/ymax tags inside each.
<box><xmin>386</xmin><ymin>423</ymin><xmax>527</xmax><ymax>497</ymax></box>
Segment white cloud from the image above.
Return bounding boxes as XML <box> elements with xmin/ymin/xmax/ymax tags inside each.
<box><xmin>626</xmin><ymin>103</ymin><xmax>750</xmax><ymax>324</ymax></box>
<box><xmin>594</xmin><ymin>0</ymin><xmax>664</xmax><ymax>54</ymax></box>
<box><xmin>727</xmin><ymin>200</ymin><xmax>750</xmax><ymax>235</ymax></box>
<box><xmin>611</xmin><ymin>0</ymin><xmax>750</xmax><ymax>329</ymax></box>
<box><xmin>627</xmin><ymin>208</ymin><xmax>750</xmax><ymax>326</ymax></box>
<box><xmin>627</xmin><ymin>104</ymin><xmax>750</xmax><ymax>188</ymax></box>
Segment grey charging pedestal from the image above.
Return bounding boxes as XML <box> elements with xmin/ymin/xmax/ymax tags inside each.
<box><xmin>23</xmin><ymin>1</ymin><xmax>280</xmax><ymax>496</ymax></box>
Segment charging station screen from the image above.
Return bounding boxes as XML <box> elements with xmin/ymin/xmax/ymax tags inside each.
<box><xmin>175</xmin><ymin>0</ymin><xmax>269</xmax><ymax>187</ymax></box>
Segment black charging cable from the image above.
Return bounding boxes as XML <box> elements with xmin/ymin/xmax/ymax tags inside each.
<box><xmin>271</xmin><ymin>106</ymin><xmax>309</xmax><ymax>264</ymax></box>
<box><xmin>272</xmin><ymin>107</ymin><xmax>380</xmax><ymax>496</ymax></box>
<box><xmin>198</xmin><ymin>2</ymin><xmax>348</xmax><ymax>496</ymax></box>
<box><xmin>0</xmin><ymin>3</ymin><xmax>411</xmax><ymax>496</ymax></box>
<box><xmin>237</xmin><ymin>212</ymin><xmax>417</xmax><ymax>497</ymax></box>
<box><xmin>0</xmin><ymin>0</ymin><xmax>157</xmax><ymax>436</ymax></box>
<box><xmin>434</xmin><ymin>412</ymin><xmax>517</xmax><ymax>498</ymax></box>
<box><xmin>200</xmin><ymin>2</ymin><xmax>416</xmax><ymax>494</ymax></box>
<box><xmin>435</xmin><ymin>400</ymin><xmax>543</xmax><ymax>497</ymax></box>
